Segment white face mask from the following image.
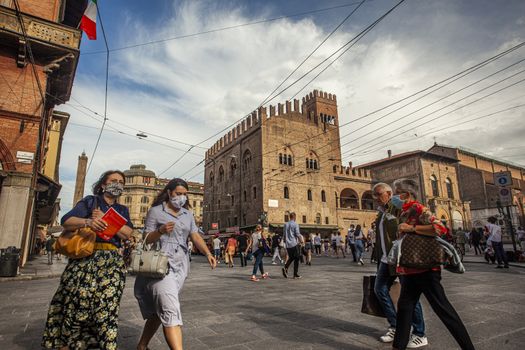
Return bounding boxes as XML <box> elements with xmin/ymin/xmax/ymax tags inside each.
<box><xmin>104</xmin><ymin>182</ymin><xmax>124</xmax><ymax>197</ymax></box>
<box><xmin>170</xmin><ymin>194</ymin><xmax>187</xmax><ymax>209</ymax></box>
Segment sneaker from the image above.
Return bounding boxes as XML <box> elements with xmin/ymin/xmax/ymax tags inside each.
<box><xmin>359</xmin><ymin>258</ymin><xmax>364</xmax><ymax>265</ymax></box>
<box><xmin>250</xmin><ymin>276</ymin><xmax>259</xmax><ymax>282</ymax></box>
<box><xmin>407</xmin><ymin>335</ymin><xmax>428</xmax><ymax>348</ymax></box>
<box><xmin>262</xmin><ymin>273</ymin><xmax>269</xmax><ymax>279</ymax></box>
<box><xmin>282</xmin><ymin>267</ymin><xmax>288</xmax><ymax>278</ymax></box>
<box><xmin>272</xmin><ymin>262</ymin><xmax>277</xmax><ymax>265</ymax></box>
<box><xmin>293</xmin><ymin>275</ymin><xmax>302</xmax><ymax>279</ymax></box>
<box><xmin>379</xmin><ymin>328</ymin><xmax>396</xmax><ymax>343</ymax></box>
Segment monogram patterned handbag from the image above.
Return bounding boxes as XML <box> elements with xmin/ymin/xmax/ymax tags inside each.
<box><xmin>399</xmin><ymin>233</ymin><xmax>445</xmax><ymax>269</ymax></box>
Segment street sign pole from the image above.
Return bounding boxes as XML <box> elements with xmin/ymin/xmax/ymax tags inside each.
<box><xmin>505</xmin><ymin>205</ymin><xmax>517</xmax><ymax>253</ymax></box>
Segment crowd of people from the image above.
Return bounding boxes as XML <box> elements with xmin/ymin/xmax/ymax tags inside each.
<box><xmin>42</xmin><ymin>168</ymin><xmax>522</xmax><ymax>350</ymax></box>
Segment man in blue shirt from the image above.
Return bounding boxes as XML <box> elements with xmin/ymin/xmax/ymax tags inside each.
<box><xmin>282</xmin><ymin>212</ymin><xmax>304</xmax><ymax>279</ymax></box>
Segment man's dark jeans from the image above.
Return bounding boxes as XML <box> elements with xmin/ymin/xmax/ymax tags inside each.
<box><xmin>374</xmin><ymin>262</ymin><xmax>425</xmax><ymax>336</ymax></box>
<box><xmin>492</xmin><ymin>241</ymin><xmax>509</xmax><ymax>266</ymax></box>
<box><xmin>239</xmin><ymin>249</ymin><xmax>247</xmax><ymax>267</ymax></box>
<box><xmin>285</xmin><ymin>245</ymin><xmax>301</xmax><ymax>277</ymax></box>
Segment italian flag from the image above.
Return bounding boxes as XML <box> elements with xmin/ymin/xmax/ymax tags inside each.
<box><xmin>80</xmin><ymin>0</ymin><xmax>97</xmax><ymax>40</ymax></box>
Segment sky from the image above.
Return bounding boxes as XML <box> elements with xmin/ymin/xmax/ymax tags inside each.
<box><xmin>57</xmin><ymin>0</ymin><xmax>525</xmax><ymax>214</ymax></box>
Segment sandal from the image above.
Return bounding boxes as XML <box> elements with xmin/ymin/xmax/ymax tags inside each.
<box><xmin>250</xmin><ymin>276</ymin><xmax>259</xmax><ymax>282</ymax></box>
<box><xmin>262</xmin><ymin>273</ymin><xmax>269</xmax><ymax>279</ymax></box>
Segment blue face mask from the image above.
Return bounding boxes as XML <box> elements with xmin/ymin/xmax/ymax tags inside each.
<box><xmin>390</xmin><ymin>195</ymin><xmax>404</xmax><ymax>209</ymax></box>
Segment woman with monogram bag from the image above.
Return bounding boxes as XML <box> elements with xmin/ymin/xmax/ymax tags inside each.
<box><xmin>42</xmin><ymin>170</ymin><xmax>133</xmax><ymax>350</ymax></box>
<box><xmin>391</xmin><ymin>178</ymin><xmax>474</xmax><ymax>350</ymax></box>
<box><xmin>134</xmin><ymin>178</ymin><xmax>216</xmax><ymax>350</ymax></box>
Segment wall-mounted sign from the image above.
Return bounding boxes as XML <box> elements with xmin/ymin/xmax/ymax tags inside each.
<box><xmin>494</xmin><ymin>171</ymin><xmax>512</xmax><ymax>187</ymax></box>
<box><xmin>16</xmin><ymin>151</ymin><xmax>34</xmax><ymax>164</ymax></box>
<box><xmin>268</xmin><ymin>199</ymin><xmax>279</xmax><ymax>208</ymax></box>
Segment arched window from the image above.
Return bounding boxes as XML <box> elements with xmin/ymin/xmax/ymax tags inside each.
<box><xmin>361</xmin><ymin>191</ymin><xmax>374</xmax><ymax>210</ymax></box>
<box><xmin>306</xmin><ymin>151</ymin><xmax>319</xmax><ymax>170</ymax></box>
<box><xmin>287</xmin><ymin>154</ymin><xmax>292</xmax><ymax>166</ymax></box>
<box><xmin>279</xmin><ymin>153</ymin><xmax>283</xmax><ymax>164</ymax></box>
<box><xmin>279</xmin><ymin>148</ymin><xmax>294</xmax><ymax>166</ymax></box>
<box><xmin>340</xmin><ymin>188</ymin><xmax>359</xmax><ymax>209</ymax></box>
<box><xmin>209</xmin><ymin>171</ymin><xmax>214</xmax><ymax>185</ymax></box>
<box><xmin>315</xmin><ymin>213</ymin><xmax>321</xmax><ymax>224</ymax></box>
<box><xmin>446</xmin><ymin>178</ymin><xmax>454</xmax><ymax>199</ymax></box>
<box><xmin>253</xmin><ymin>186</ymin><xmax>257</xmax><ymax>200</ymax></box>
<box><xmin>243</xmin><ymin>190</ymin><xmax>247</xmax><ymax>202</ymax></box>
<box><xmin>243</xmin><ymin>150</ymin><xmax>252</xmax><ymax>171</ymax></box>
<box><xmin>284</xmin><ymin>186</ymin><xmax>289</xmax><ymax>199</ymax></box>
<box><xmin>307</xmin><ymin>189</ymin><xmax>312</xmax><ymax>201</ymax></box>
<box><xmin>231</xmin><ymin>195</ymin><xmax>234</xmax><ymax>206</ymax></box>
<box><xmin>218</xmin><ymin>166</ymin><xmax>224</xmax><ymax>183</ymax></box>
<box><xmin>321</xmin><ymin>190</ymin><xmax>326</xmax><ymax>202</ymax></box>
<box><xmin>230</xmin><ymin>159</ymin><xmax>237</xmax><ymax>178</ymax></box>
<box><xmin>141</xmin><ymin>196</ymin><xmax>149</xmax><ymax>204</ymax></box>
<box><xmin>430</xmin><ymin>175</ymin><xmax>439</xmax><ymax>197</ymax></box>
<box><xmin>125</xmin><ymin>196</ymin><xmax>132</xmax><ymax>204</ymax></box>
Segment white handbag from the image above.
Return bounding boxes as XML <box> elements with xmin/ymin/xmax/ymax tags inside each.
<box><xmin>128</xmin><ymin>233</ymin><xmax>170</xmax><ymax>279</ymax></box>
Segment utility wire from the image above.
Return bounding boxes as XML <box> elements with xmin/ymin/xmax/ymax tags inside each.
<box><xmin>185</xmin><ymin>42</ymin><xmax>525</xmax><ymax>182</ymax></box>
<box><xmin>343</xmin><ymin>75</ymin><xmax>525</xmax><ymax>158</ymax></box>
<box><xmin>87</xmin><ymin>1</ymin><xmax>110</xmax><ymax>174</ymax></box>
<box><xmin>81</xmin><ymin>1</ymin><xmax>367</xmax><ymax>55</ymax></box>
<box><xmin>259</xmin><ymin>0</ymin><xmax>367</xmax><ymax>107</ymax></box>
<box><xmin>162</xmin><ymin>0</ymin><xmax>370</xmax><ymax>176</ymax></box>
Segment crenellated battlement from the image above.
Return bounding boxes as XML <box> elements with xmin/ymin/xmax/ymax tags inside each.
<box><xmin>332</xmin><ymin>162</ymin><xmax>372</xmax><ymax>180</ymax></box>
<box><xmin>205</xmin><ymin>90</ymin><xmax>338</xmax><ymax>159</ymax></box>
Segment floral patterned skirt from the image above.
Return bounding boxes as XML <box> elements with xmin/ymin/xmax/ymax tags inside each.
<box><xmin>42</xmin><ymin>250</ymin><xmax>126</xmax><ymax>350</ymax></box>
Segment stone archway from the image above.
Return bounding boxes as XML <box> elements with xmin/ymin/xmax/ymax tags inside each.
<box><xmin>0</xmin><ymin>138</ymin><xmax>16</xmax><ymax>171</ymax></box>
<box><xmin>452</xmin><ymin>210</ymin><xmax>464</xmax><ymax>230</ymax></box>
<box><xmin>340</xmin><ymin>188</ymin><xmax>359</xmax><ymax>209</ymax></box>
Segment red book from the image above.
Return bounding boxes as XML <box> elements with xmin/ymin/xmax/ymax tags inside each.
<box><xmin>97</xmin><ymin>207</ymin><xmax>127</xmax><ymax>241</ymax></box>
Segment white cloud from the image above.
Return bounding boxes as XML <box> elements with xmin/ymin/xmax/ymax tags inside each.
<box><xmin>57</xmin><ymin>0</ymin><xmax>525</xmax><ymax>214</ymax></box>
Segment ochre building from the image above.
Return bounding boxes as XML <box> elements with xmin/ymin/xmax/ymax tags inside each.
<box><xmin>122</xmin><ymin>165</ymin><xmax>204</xmax><ymax>230</ymax></box>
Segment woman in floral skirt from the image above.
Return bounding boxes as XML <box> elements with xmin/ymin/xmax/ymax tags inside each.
<box><xmin>42</xmin><ymin>170</ymin><xmax>133</xmax><ymax>350</ymax></box>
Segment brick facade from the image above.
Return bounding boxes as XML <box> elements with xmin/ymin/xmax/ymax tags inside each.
<box><xmin>203</xmin><ymin>90</ymin><xmax>376</xmax><ymax>236</ymax></box>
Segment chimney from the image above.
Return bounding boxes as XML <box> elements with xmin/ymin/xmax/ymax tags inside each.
<box><xmin>387</xmin><ymin>150</ymin><xmax>392</xmax><ymax>158</ymax></box>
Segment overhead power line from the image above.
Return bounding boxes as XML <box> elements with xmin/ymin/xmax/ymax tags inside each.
<box><xmin>87</xmin><ymin>1</ymin><xmax>110</xmax><ymax>174</ymax></box>
<box><xmin>81</xmin><ymin>1</ymin><xmax>367</xmax><ymax>55</ymax></box>
<box><xmin>185</xmin><ymin>42</ymin><xmax>525</xmax><ymax>183</ymax></box>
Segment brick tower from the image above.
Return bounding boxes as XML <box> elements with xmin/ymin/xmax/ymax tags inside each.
<box><xmin>73</xmin><ymin>151</ymin><xmax>88</xmax><ymax>205</ymax></box>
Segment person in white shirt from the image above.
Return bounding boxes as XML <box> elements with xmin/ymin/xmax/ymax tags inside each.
<box><xmin>213</xmin><ymin>236</ymin><xmax>221</xmax><ymax>263</ymax></box>
<box><xmin>486</xmin><ymin>216</ymin><xmax>509</xmax><ymax>268</ymax></box>
<box><xmin>335</xmin><ymin>232</ymin><xmax>346</xmax><ymax>258</ymax></box>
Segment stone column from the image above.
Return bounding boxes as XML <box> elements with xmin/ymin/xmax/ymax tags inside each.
<box><xmin>0</xmin><ymin>172</ymin><xmax>32</xmax><ymax>249</ymax></box>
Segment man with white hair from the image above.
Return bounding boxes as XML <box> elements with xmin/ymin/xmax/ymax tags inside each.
<box><xmin>371</xmin><ymin>182</ymin><xmax>427</xmax><ymax>348</ymax></box>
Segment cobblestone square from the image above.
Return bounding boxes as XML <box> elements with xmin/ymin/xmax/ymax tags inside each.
<box><xmin>1</xmin><ymin>254</ymin><xmax>524</xmax><ymax>349</ymax></box>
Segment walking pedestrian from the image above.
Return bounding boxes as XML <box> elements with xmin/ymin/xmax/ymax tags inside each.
<box><xmin>42</xmin><ymin>170</ymin><xmax>133</xmax><ymax>350</ymax></box>
<box><xmin>134</xmin><ymin>178</ymin><xmax>216</xmax><ymax>350</ymax></box>
<box><xmin>368</xmin><ymin>223</ymin><xmax>377</xmax><ymax>263</ymax></box>
<box><xmin>485</xmin><ymin>216</ymin><xmax>509</xmax><ymax>269</ymax></box>
<box><xmin>237</xmin><ymin>231</ymin><xmax>250</xmax><ymax>267</ymax></box>
<box><xmin>330</xmin><ymin>233</ymin><xmax>337</xmax><ymax>256</ymax></box>
<box><xmin>354</xmin><ymin>225</ymin><xmax>365</xmax><ymax>265</ymax></box>
<box><xmin>213</xmin><ymin>234</ymin><xmax>221</xmax><ymax>264</ymax></box>
<box><xmin>45</xmin><ymin>234</ymin><xmax>55</xmax><ymax>265</ymax></box>
<box><xmin>371</xmin><ymin>182</ymin><xmax>427</xmax><ymax>347</ymax></box>
<box><xmin>251</xmin><ymin>225</ymin><xmax>269</xmax><ymax>281</ymax></box>
<box><xmin>335</xmin><ymin>232</ymin><xmax>346</xmax><ymax>258</ymax></box>
<box><xmin>470</xmin><ymin>228</ymin><xmax>482</xmax><ymax>255</ymax></box>
<box><xmin>323</xmin><ymin>237</ymin><xmax>330</xmax><ymax>256</ymax></box>
<box><xmin>314</xmin><ymin>233</ymin><xmax>322</xmax><ymax>256</ymax></box>
<box><xmin>271</xmin><ymin>232</ymin><xmax>284</xmax><ymax>264</ymax></box>
<box><xmin>282</xmin><ymin>212</ymin><xmax>304</xmax><ymax>279</ymax></box>
<box><xmin>304</xmin><ymin>236</ymin><xmax>313</xmax><ymax>265</ymax></box>
<box><xmin>391</xmin><ymin>178</ymin><xmax>474</xmax><ymax>350</ymax></box>
<box><xmin>347</xmin><ymin>225</ymin><xmax>357</xmax><ymax>262</ymax></box>
<box><xmin>225</xmin><ymin>234</ymin><xmax>237</xmax><ymax>268</ymax></box>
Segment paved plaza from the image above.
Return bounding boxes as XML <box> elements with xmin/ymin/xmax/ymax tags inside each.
<box><xmin>1</xmin><ymin>254</ymin><xmax>524</xmax><ymax>350</ymax></box>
